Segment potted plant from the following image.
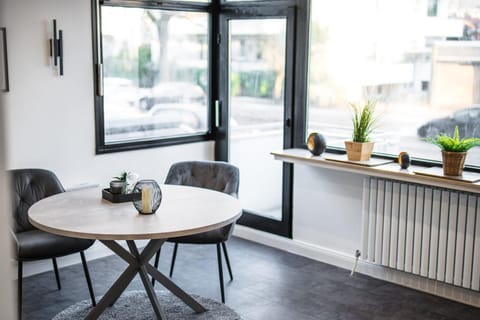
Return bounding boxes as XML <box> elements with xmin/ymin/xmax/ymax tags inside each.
<box><xmin>110</xmin><ymin>171</ymin><xmax>129</xmax><ymax>194</ymax></box>
<box><xmin>426</xmin><ymin>126</ymin><xmax>480</xmax><ymax>176</ymax></box>
<box><xmin>345</xmin><ymin>99</ymin><xmax>378</xmax><ymax>161</ymax></box>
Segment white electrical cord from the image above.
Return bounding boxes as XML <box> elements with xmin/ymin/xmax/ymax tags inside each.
<box><xmin>350</xmin><ymin>249</ymin><xmax>361</xmax><ymax>277</ymax></box>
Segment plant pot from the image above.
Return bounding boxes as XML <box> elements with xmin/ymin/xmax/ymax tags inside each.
<box><xmin>442</xmin><ymin>150</ymin><xmax>467</xmax><ymax>176</ymax></box>
<box><xmin>345</xmin><ymin>141</ymin><xmax>374</xmax><ymax>161</ymax></box>
<box><xmin>109</xmin><ymin>180</ymin><xmax>126</xmax><ymax>194</ymax></box>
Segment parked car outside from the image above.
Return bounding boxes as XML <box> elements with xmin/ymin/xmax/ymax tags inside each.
<box><xmin>104</xmin><ymin>103</ymin><xmax>206</xmax><ymax>142</ymax></box>
<box><xmin>138</xmin><ymin>82</ymin><xmax>206</xmax><ymax>111</ymax></box>
<box><xmin>104</xmin><ymin>77</ymin><xmax>140</xmax><ymax>107</ymax></box>
<box><xmin>417</xmin><ymin>106</ymin><xmax>480</xmax><ymax>138</ymax></box>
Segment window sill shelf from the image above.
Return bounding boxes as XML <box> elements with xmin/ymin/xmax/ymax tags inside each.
<box><xmin>272</xmin><ymin>148</ymin><xmax>480</xmax><ymax>194</ymax></box>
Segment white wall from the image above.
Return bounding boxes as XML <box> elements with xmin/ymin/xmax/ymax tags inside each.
<box><xmin>0</xmin><ymin>73</ymin><xmax>16</xmax><ymax>320</ymax></box>
<box><xmin>293</xmin><ymin>164</ymin><xmax>364</xmax><ymax>254</ymax></box>
<box><xmin>0</xmin><ymin>1</ymin><xmax>16</xmax><ymax>315</ymax></box>
<box><xmin>0</xmin><ymin>106</ymin><xmax>15</xmax><ymax>320</ymax></box>
<box><xmin>2</xmin><ymin>0</ymin><xmax>213</xmax><ymax>188</ymax></box>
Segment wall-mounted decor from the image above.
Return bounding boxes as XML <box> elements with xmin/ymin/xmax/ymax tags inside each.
<box><xmin>0</xmin><ymin>27</ymin><xmax>9</xmax><ymax>92</ymax></box>
<box><xmin>49</xmin><ymin>19</ymin><xmax>63</xmax><ymax>76</ymax></box>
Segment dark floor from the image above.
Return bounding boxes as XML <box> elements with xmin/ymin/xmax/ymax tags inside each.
<box><xmin>22</xmin><ymin>237</ymin><xmax>480</xmax><ymax>320</ymax></box>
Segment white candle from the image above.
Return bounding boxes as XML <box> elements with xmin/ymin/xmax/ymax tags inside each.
<box><xmin>141</xmin><ymin>186</ymin><xmax>152</xmax><ymax>214</ymax></box>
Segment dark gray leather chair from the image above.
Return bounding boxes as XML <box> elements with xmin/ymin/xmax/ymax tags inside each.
<box><xmin>10</xmin><ymin>169</ymin><xmax>96</xmax><ymax>319</ymax></box>
<box><xmin>152</xmin><ymin>161</ymin><xmax>240</xmax><ymax>303</ymax></box>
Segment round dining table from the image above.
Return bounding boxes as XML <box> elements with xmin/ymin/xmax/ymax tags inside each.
<box><xmin>28</xmin><ymin>185</ymin><xmax>242</xmax><ymax>320</ymax></box>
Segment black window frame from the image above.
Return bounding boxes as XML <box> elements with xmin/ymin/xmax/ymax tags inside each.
<box><xmin>92</xmin><ymin>0</ymin><xmax>220</xmax><ymax>154</ymax></box>
<box><xmin>90</xmin><ymin>0</ymin><xmax>473</xmax><ymax>174</ymax></box>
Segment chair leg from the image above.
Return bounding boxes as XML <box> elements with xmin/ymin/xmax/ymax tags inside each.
<box><xmin>151</xmin><ymin>248</ymin><xmax>161</xmax><ymax>287</ymax></box>
<box><xmin>80</xmin><ymin>251</ymin><xmax>96</xmax><ymax>307</ymax></box>
<box><xmin>169</xmin><ymin>243</ymin><xmax>178</xmax><ymax>278</ymax></box>
<box><xmin>216</xmin><ymin>243</ymin><xmax>225</xmax><ymax>303</ymax></box>
<box><xmin>52</xmin><ymin>258</ymin><xmax>61</xmax><ymax>290</ymax></box>
<box><xmin>17</xmin><ymin>261</ymin><xmax>22</xmax><ymax>320</ymax></box>
<box><xmin>221</xmin><ymin>242</ymin><xmax>233</xmax><ymax>281</ymax></box>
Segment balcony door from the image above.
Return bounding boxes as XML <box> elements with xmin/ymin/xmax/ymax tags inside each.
<box><xmin>216</xmin><ymin>6</ymin><xmax>296</xmax><ymax>237</ymax></box>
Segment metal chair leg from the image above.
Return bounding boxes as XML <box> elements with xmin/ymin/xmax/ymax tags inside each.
<box><xmin>52</xmin><ymin>258</ymin><xmax>61</xmax><ymax>290</ymax></box>
<box><xmin>151</xmin><ymin>248</ymin><xmax>161</xmax><ymax>287</ymax></box>
<box><xmin>17</xmin><ymin>261</ymin><xmax>22</xmax><ymax>320</ymax></box>
<box><xmin>169</xmin><ymin>243</ymin><xmax>178</xmax><ymax>278</ymax></box>
<box><xmin>80</xmin><ymin>251</ymin><xmax>96</xmax><ymax>307</ymax></box>
<box><xmin>216</xmin><ymin>243</ymin><xmax>225</xmax><ymax>303</ymax></box>
<box><xmin>221</xmin><ymin>242</ymin><xmax>233</xmax><ymax>281</ymax></box>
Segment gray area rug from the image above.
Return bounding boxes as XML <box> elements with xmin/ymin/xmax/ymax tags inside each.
<box><xmin>52</xmin><ymin>290</ymin><xmax>242</xmax><ymax>320</ymax></box>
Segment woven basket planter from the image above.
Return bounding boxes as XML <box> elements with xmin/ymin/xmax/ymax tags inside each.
<box><xmin>442</xmin><ymin>150</ymin><xmax>466</xmax><ymax>176</ymax></box>
<box><xmin>345</xmin><ymin>141</ymin><xmax>374</xmax><ymax>161</ymax></box>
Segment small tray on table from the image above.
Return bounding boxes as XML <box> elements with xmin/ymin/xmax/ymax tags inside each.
<box><xmin>102</xmin><ymin>188</ymin><xmax>141</xmax><ymax>203</ymax></box>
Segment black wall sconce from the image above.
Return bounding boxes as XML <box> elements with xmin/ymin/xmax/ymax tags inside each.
<box><xmin>49</xmin><ymin>19</ymin><xmax>63</xmax><ymax>76</ymax></box>
<box><xmin>1</xmin><ymin>27</ymin><xmax>9</xmax><ymax>92</ymax></box>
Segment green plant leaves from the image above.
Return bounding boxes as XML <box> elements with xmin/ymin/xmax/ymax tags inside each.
<box><xmin>426</xmin><ymin>126</ymin><xmax>480</xmax><ymax>152</ymax></box>
<box><xmin>350</xmin><ymin>100</ymin><xmax>378</xmax><ymax>143</ymax></box>
<box><xmin>113</xmin><ymin>171</ymin><xmax>128</xmax><ymax>182</ymax></box>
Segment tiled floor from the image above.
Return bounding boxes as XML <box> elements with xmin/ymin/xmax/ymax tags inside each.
<box><xmin>22</xmin><ymin>237</ymin><xmax>480</xmax><ymax>319</ymax></box>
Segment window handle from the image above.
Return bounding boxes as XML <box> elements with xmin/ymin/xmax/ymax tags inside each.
<box><xmin>215</xmin><ymin>100</ymin><xmax>221</xmax><ymax>128</ymax></box>
<box><xmin>96</xmin><ymin>63</ymin><xmax>103</xmax><ymax>97</ymax></box>
<box><xmin>285</xmin><ymin>118</ymin><xmax>291</xmax><ymax>127</ymax></box>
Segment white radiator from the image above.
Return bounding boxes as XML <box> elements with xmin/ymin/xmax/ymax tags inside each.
<box><xmin>361</xmin><ymin>177</ymin><xmax>480</xmax><ymax>291</ymax></box>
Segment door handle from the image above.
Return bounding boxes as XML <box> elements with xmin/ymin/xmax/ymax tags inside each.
<box><xmin>285</xmin><ymin>118</ymin><xmax>291</xmax><ymax>127</ymax></box>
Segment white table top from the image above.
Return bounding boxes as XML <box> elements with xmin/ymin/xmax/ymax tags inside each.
<box><xmin>28</xmin><ymin>185</ymin><xmax>243</xmax><ymax>241</ymax></box>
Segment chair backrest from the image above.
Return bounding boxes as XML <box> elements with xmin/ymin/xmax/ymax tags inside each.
<box><xmin>165</xmin><ymin>161</ymin><xmax>239</xmax><ymax>197</ymax></box>
<box><xmin>9</xmin><ymin>169</ymin><xmax>64</xmax><ymax>233</ymax></box>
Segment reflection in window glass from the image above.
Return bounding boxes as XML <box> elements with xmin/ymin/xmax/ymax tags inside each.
<box><xmin>101</xmin><ymin>7</ymin><xmax>209</xmax><ymax>144</ymax></box>
<box><xmin>308</xmin><ymin>0</ymin><xmax>480</xmax><ymax>166</ymax></box>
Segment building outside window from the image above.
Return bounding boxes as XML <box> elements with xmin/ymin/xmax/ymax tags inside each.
<box><xmin>307</xmin><ymin>0</ymin><xmax>480</xmax><ymax>167</ymax></box>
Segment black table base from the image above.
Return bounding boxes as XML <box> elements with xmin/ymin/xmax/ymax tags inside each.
<box><xmin>85</xmin><ymin>239</ymin><xmax>207</xmax><ymax>320</ymax></box>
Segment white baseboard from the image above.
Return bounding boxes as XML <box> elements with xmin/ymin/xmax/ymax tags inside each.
<box><xmin>233</xmin><ymin>225</ymin><xmax>480</xmax><ymax>308</ymax></box>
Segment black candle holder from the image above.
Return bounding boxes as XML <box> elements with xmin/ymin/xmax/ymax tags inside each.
<box><xmin>132</xmin><ymin>180</ymin><xmax>162</xmax><ymax>214</ymax></box>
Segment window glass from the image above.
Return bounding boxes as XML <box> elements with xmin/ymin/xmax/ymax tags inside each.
<box><xmin>101</xmin><ymin>6</ymin><xmax>209</xmax><ymax>144</ymax></box>
<box><xmin>308</xmin><ymin>0</ymin><xmax>480</xmax><ymax>166</ymax></box>
<box><xmin>229</xmin><ymin>18</ymin><xmax>287</xmax><ymax>221</ymax></box>
<box><xmin>223</xmin><ymin>0</ymin><xmax>281</xmax><ymax>2</ymax></box>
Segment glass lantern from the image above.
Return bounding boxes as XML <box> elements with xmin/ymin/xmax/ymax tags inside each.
<box><xmin>132</xmin><ymin>180</ymin><xmax>162</xmax><ymax>214</ymax></box>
